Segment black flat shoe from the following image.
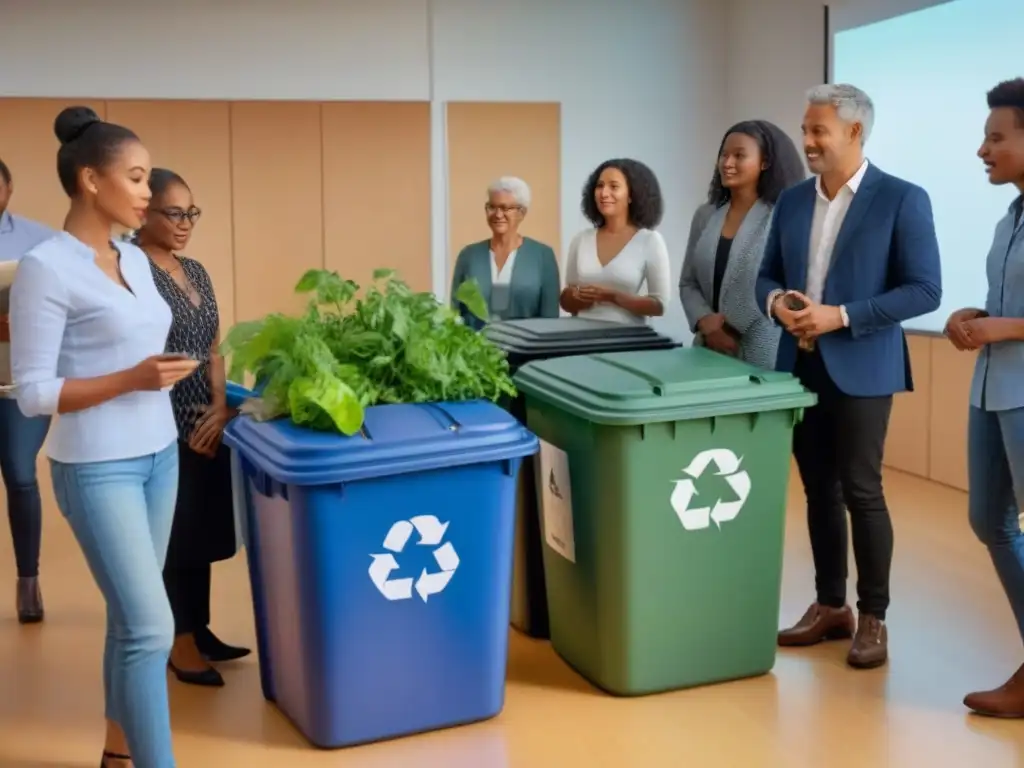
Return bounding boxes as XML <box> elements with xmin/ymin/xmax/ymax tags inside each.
<box><xmin>168</xmin><ymin>659</ymin><xmax>225</xmax><ymax>687</ymax></box>
<box><xmin>101</xmin><ymin>750</ymin><xmax>131</xmax><ymax>767</ymax></box>
<box><xmin>16</xmin><ymin>577</ymin><xmax>44</xmax><ymax>624</ymax></box>
<box><xmin>195</xmin><ymin>626</ymin><xmax>251</xmax><ymax>662</ymax></box>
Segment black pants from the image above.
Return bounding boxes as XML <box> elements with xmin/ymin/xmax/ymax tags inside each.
<box><xmin>163</xmin><ymin>562</ymin><xmax>211</xmax><ymax>636</ymax></box>
<box><xmin>792</xmin><ymin>351</ymin><xmax>894</xmax><ymax>619</ymax></box>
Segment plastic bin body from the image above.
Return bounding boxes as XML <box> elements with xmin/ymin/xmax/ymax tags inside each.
<box><xmin>514</xmin><ymin>347</ymin><xmax>815</xmax><ymax>695</ymax></box>
<box><xmin>223</xmin><ymin>401</ymin><xmax>538</xmax><ymax>748</ymax></box>
<box><xmin>484</xmin><ymin>318</ymin><xmax>679</xmax><ymax>639</ymax></box>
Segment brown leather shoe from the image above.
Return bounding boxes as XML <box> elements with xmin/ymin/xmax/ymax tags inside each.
<box><xmin>847</xmin><ymin>613</ymin><xmax>887</xmax><ymax>669</ymax></box>
<box><xmin>964</xmin><ymin>664</ymin><xmax>1024</xmax><ymax>717</ymax></box>
<box><xmin>778</xmin><ymin>603</ymin><xmax>856</xmax><ymax>647</ymax></box>
<box><xmin>16</xmin><ymin>577</ymin><xmax>44</xmax><ymax>624</ymax></box>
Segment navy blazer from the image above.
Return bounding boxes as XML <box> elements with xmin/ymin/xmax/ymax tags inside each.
<box><xmin>755</xmin><ymin>164</ymin><xmax>942</xmax><ymax>397</ymax></box>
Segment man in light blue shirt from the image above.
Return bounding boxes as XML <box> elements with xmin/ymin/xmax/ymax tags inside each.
<box><xmin>0</xmin><ymin>162</ymin><xmax>55</xmax><ymax>263</ymax></box>
<box><xmin>0</xmin><ymin>158</ymin><xmax>55</xmax><ymax>623</ymax></box>
<box><xmin>943</xmin><ymin>78</ymin><xmax>1024</xmax><ymax>718</ymax></box>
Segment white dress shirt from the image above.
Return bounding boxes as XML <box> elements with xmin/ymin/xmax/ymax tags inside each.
<box><xmin>766</xmin><ymin>160</ymin><xmax>869</xmax><ymax>323</ymax></box>
<box><xmin>10</xmin><ymin>232</ymin><xmax>177</xmax><ymax>464</ymax></box>
<box><xmin>805</xmin><ymin>159</ymin><xmax>870</xmax><ymax>304</ymax></box>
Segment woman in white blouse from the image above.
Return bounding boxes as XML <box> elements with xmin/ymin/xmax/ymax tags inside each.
<box><xmin>560</xmin><ymin>158</ymin><xmax>671</xmax><ymax>325</ymax></box>
<box><xmin>11</xmin><ymin>106</ymin><xmax>196</xmax><ymax>768</ymax></box>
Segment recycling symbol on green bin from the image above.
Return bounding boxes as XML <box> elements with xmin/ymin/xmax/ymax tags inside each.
<box><xmin>368</xmin><ymin>515</ymin><xmax>460</xmax><ymax>602</ymax></box>
<box><xmin>670</xmin><ymin>448</ymin><xmax>751</xmax><ymax>531</ymax></box>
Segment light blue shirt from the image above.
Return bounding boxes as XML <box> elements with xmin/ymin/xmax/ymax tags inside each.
<box><xmin>971</xmin><ymin>196</ymin><xmax>1024</xmax><ymax>412</ymax></box>
<box><xmin>10</xmin><ymin>232</ymin><xmax>178</xmax><ymax>463</ymax></box>
<box><xmin>0</xmin><ymin>211</ymin><xmax>55</xmax><ymax>263</ymax></box>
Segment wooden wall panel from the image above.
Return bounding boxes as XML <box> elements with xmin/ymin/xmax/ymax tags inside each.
<box><xmin>105</xmin><ymin>100</ymin><xmax>235</xmax><ymax>326</ymax></box>
<box><xmin>321</xmin><ymin>102</ymin><xmax>431</xmax><ymax>291</ymax></box>
<box><xmin>445</xmin><ymin>102</ymin><xmax>561</xmax><ymax>285</ymax></box>
<box><xmin>926</xmin><ymin>337</ymin><xmax>974</xmax><ymax>492</ymax></box>
<box><xmin>0</xmin><ymin>99</ymin><xmax>106</xmax><ymax>228</ymax></box>
<box><xmin>230</xmin><ymin>102</ymin><xmax>323</xmax><ymax>322</ymax></box>
<box><xmin>884</xmin><ymin>334</ymin><xmax>932</xmax><ymax>478</ymax></box>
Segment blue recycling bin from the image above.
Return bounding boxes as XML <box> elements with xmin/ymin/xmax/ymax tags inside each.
<box><xmin>222</xmin><ymin>400</ymin><xmax>538</xmax><ymax>748</ymax></box>
<box><xmin>225</xmin><ymin>381</ymin><xmax>255</xmax><ymax>409</ymax></box>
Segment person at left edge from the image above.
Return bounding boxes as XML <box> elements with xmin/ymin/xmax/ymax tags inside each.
<box><xmin>451</xmin><ymin>176</ymin><xmax>560</xmax><ymax>329</ymax></box>
<box><xmin>0</xmin><ymin>158</ymin><xmax>55</xmax><ymax>624</ymax></box>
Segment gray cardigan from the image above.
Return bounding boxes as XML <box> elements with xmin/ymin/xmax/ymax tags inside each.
<box><xmin>679</xmin><ymin>200</ymin><xmax>780</xmax><ymax>369</ymax></box>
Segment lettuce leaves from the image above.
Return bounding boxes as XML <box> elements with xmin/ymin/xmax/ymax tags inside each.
<box><xmin>220</xmin><ymin>268</ymin><xmax>515</xmax><ymax>435</ymax></box>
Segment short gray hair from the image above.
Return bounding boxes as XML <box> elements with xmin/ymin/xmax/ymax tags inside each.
<box><xmin>806</xmin><ymin>83</ymin><xmax>875</xmax><ymax>144</ymax></box>
<box><xmin>487</xmin><ymin>176</ymin><xmax>531</xmax><ymax>209</ymax></box>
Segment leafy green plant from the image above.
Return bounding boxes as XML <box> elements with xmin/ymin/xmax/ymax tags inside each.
<box><xmin>220</xmin><ymin>268</ymin><xmax>515</xmax><ymax>435</ymax></box>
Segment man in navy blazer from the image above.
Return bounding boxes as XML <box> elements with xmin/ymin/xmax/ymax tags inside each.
<box><xmin>756</xmin><ymin>84</ymin><xmax>942</xmax><ymax>670</ymax></box>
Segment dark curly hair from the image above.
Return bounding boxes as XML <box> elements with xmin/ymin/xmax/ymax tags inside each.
<box><xmin>581</xmin><ymin>158</ymin><xmax>663</xmax><ymax>229</ymax></box>
<box><xmin>987</xmin><ymin>78</ymin><xmax>1024</xmax><ymax>127</ymax></box>
<box><xmin>706</xmin><ymin>120</ymin><xmax>806</xmax><ymax>208</ymax></box>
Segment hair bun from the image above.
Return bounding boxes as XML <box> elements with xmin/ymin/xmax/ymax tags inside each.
<box><xmin>54</xmin><ymin>106</ymin><xmax>102</xmax><ymax>145</ymax></box>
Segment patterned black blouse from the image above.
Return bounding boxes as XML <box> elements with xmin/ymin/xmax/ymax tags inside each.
<box><xmin>149</xmin><ymin>255</ymin><xmax>220</xmax><ymax>442</ymax></box>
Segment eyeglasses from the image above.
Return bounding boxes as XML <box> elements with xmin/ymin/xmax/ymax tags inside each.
<box><xmin>484</xmin><ymin>204</ymin><xmax>522</xmax><ymax>216</ymax></box>
<box><xmin>157</xmin><ymin>207</ymin><xmax>202</xmax><ymax>225</ymax></box>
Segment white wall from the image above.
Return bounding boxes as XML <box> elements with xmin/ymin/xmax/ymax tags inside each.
<box><xmin>0</xmin><ymin>0</ymin><xmax>727</xmax><ymax>341</ymax></box>
<box><xmin>721</xmin><ymin>0</ymin><xmax>955</xmax><ymax>151</ymax></box>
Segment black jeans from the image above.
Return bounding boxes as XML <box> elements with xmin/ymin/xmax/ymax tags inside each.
<box><xmin>163</xmin><ymin>562</ymin><xmax>211</xmax><ymax>636</ymax></box>
<box><xmin>792</xmin><ymin>351</ymin><xmax>894</xmax><ymax>619</ymax></box>
<box><xmin>0</xmin><ymin>399</ymin><xmax>50</xmax><ymax>578</ymax></box>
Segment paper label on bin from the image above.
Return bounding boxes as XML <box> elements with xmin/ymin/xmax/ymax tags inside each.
<box><xmin>538</xmin><ymin>440</ymin><xmax>576</xmax><ymax>563</ymax></box>
<box><xmin>368</xmin><ymin>515</ymin><xmax>460</xmax><ymax>602</ymax></box>
<box><xmin>670</xmin><ymin>447</ymin><xmax>751</xmax><ymax>531</ymax></box>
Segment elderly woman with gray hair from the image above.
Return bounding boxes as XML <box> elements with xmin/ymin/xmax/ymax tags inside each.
<box><xmin>451</xmin><ymin>176</ymin><xmax>560</xmax><ymax>329</ymax></box>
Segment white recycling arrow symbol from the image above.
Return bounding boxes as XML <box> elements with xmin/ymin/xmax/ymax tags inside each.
<box><xmin>670</xmin><ymin>448</ymin><xmax>751</xmax><ymax>531</ymax></box>
<box><xmin>368</xmin><ymin>515</ymin><xmax>460</xmax><ymax>602</ymax></box>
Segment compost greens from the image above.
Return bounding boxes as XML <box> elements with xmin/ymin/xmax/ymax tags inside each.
<box><xmin>220</xmin><ymin>268</ymin><xmax>515</xmax><ymax>435</ymax></box>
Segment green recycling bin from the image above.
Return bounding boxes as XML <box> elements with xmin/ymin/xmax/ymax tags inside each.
<box><xmin>484</xmin><ymin>318</ymin><xmax>679</xmax><ymax>639</ymax></box>
<box><xmin>513</xmin><ymin>346</ymin><xmax>816</xmax><ymax>695</ymax></box>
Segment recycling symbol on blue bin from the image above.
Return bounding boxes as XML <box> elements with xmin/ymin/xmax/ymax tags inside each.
<box><xmin>368</xmin><ymin>516</ymin><xmax>460</xmax><ymax>603</ymax></box>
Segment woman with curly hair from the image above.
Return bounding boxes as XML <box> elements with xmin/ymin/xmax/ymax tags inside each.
<box><xmin>560</xmin><ymin>158</ymin><xmax>671</xmax><ymax>325</ymax></box>
<box><xmin>679</xmin><ymin>120</ymin><xmax>806</xmax><ymax>367</ymax></box>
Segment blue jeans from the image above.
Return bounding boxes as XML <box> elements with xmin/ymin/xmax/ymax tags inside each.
<box><xmin>50</xmin><ymin>442</ymin><xmax>179</xmax><ymax>768</ymax></box>
<box><xmin>968</xmin><ymin>406</ymin><xmax>1024</xmax><ymax>647</ymax></box>
<box><xmin>0</xmin><ymin>398</ymin><xmax>51</xmax><ymax>577</ymax></box>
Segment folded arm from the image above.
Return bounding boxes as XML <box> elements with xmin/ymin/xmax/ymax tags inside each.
<box><xmin>843</xmin><ymin>185</ymin><xmax>942</xmax><ymax>338</ymax></box>
<box><xmin>614</xmin><ymin>230</ymin><xmax>670</xmax><ymax>318</ymax></box>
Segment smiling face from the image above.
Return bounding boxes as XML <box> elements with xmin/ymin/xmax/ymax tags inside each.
<box><xmin>594</xmin><ymin>166</ymin><xmax>630</xmax><ymax>220</ymax></box>
<box><xmin>143</xmin><ymin>181</ymin><xmax>199</xmax><ymax>252</ymax></box>
<box><xmin>978</xmin><ymin>106</ymin><xmax>1024</xmax><ymax>187</ymax></box>
<box><xmin>485</xmin><ymin>189</ymin><xmax>524</xmax><ymax>236</ymax></box>
<box><xmin>718</xmin><ymin>132</ymin><xmax>765</xmax><ymax>194</ymax></box>
<box><xmin>82</xmin><ymin>139</ymin><xmax>153</xmax><ymax>230</ymax></box>
<box><xmin>802</xmin><ymin>102</ymin><xmax>862</xmax><ymax>175</ymax></box>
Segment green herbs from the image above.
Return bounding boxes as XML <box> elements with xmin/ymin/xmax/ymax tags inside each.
<box><xmin>220</xmin><ymin>268</ymin><xmax>515</xmax><ymax>435</ymax></box>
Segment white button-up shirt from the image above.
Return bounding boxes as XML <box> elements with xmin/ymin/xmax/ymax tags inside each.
<box><xmin>805</xmin><ymin>159</ymin><xmax>870</xmax><ymax>304</ymax></box>
<box><xmin>10</xmin><ymin>232</ymin><xmax>177</xmax><ymax>463</ymax></box>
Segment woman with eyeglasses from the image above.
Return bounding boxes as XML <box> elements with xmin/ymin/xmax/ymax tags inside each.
<box><xmin>451</xmin><ymin>176</ymin><xmax>560</xmax><ymax>329</ymax></box>
<box><xmin>134</xmin><ymin>168</ymin><xmax>249</xmax><ymax>688</ymax></box>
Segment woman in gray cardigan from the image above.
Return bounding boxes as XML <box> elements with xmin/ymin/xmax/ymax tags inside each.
<box><xmin>680</xmin><ymin>120</ymin><xmax>805</xmax><ymax>368</ymax></box>
<box><xmin>451</xmin><ymin>176</ymin><xmax>560</xmax><ymax>330</ymax></box>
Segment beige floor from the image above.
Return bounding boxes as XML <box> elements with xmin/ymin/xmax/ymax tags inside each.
<box><xmin>1</xmin><ymin>465</ymin><xmax>1023</xmax><ymax>767</ymax></box>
